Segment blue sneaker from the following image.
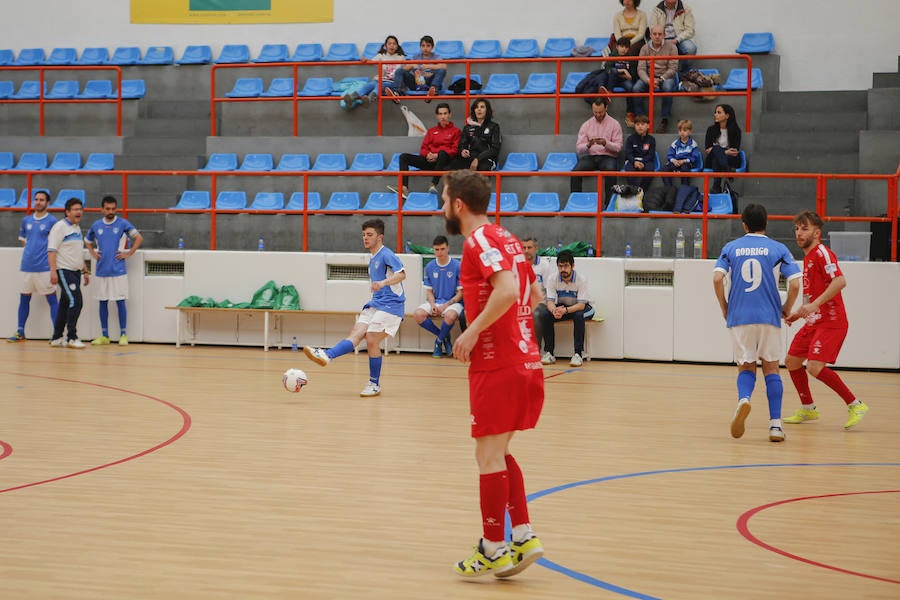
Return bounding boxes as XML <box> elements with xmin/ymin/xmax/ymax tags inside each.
<box><xmin>432</xmin><ymin>339</ymin><xmax>443</xmax><ymax>358</ymax></box>
<box><xmin>442</xmin><ymin>336</ymin><xmax>453</xmax><ymax>356</ymax></box>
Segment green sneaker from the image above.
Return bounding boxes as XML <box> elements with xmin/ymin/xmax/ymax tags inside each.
<box><xmin>783</xmin><ymin>407</ymin><xmax>819</xmax><ymax>424</ymax></box>
<box><xmin>844</xmin><ymin>402</ymin><xmax>869</xmax><ymax>430</ymax></box>
<box><xmin>495</xmin><ymin>535</ymin><xmax>544</xmax><ymax>578</ymax></box>
<box><xmin>118</xmin><ymin>335</ymin><xmax>128</xmax><ymax>346</ymax></box>
<box><xmin>7</xmin><ymin>332</ymin><xmax>25</xmax><ymax>342</ymax></box>
<box><xmin>91</xmin><ymin>335</ymin><xmax>111</xmax><ymax>345</ymax></box>
<box><xmin>454</xmin><ymin>540</ymin><xmax>513</xmax><ymax>578</ymax></box>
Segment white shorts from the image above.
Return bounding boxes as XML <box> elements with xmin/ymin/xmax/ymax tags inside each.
<box><xmin>357</xmin><ymin>307</ymin><xmax>402</xmax><ymax>337</ymax></box>
<box><xmin>416</xmin><ymin>301</ymin><xmax>464</xmax><ymax>318</ymax></box>
<box><xmin>20</xmin><ymin>271</ymin><xmax>55</xmax><ymax>295</ymax></box>
<box><xmin>730</xmin><ymin>324</ymin><xmax>783</xmax><ymax>364</ymax></box>
<box><xmin>93</xmin><ymin>275</ymin><xmax>129</xmax><ymax>301</ymax></box>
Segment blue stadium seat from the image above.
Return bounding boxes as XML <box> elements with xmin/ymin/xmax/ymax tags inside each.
<box><xmin>46</xmin><ymin>80</ymin><xmax>80</xmax><ymax>99</ymax></box>
<box><xmin>44</xmin><ymin>48</ymin><xmax>77</xmax><ymax>65</ymax></box>
<box><xmin>482</xmin><ymin>73</ymin><xmax>521</xmax><ymax>95</ymax></box>
<box><xmin>109</xmin><ymin>47</ymin><xmax>142</xmax><ymax>65</ymax></box>
<box><xmin>446</xmin><ymin>74</ymin><xmax>482</xmax><ymax>94</ymax></box>
<box><xmin>722</xmin><ymin>68</ymin><xmax>763</xmax><ymax>90</ymax></box>
<box><xmin>261</xmin><ymin>77</ymin><xmax>295</xmax><ymax>97</ymax></box>
<box><xmin>12</xmin><ymin>81</ymin><xmax>47</xmax><ymax>100</ymax></box>
<box><xmin>563</xmin><ymin>192</ymin><xmax>600</xmax><ymax>213</ymax></box>
<box><xmin>403</xmin><ymin>193</ymin><xmax>439</xmax><ymax>212</ymax></box>
<box><xmin>215</xmin><ymin>191</ymin><xmax>248</xmax><ymax>210</ymax></box>
<box><xmin>521</xmin><ymin>192</ymin><xmax>560</xmax><ymax>212</ymax></box>
<box><xmin>541</xmin><ymin>153</ymin><xmax>578</xmax><ymax>172</ymax></box>
<box><xmin>13</xmin><ymin>153</ymin><xmax>48</xmax><ymax>171</ymax></box>
<box><xmin>736</xmin><ymin>32</ymin><xmax>775</xmax><ymax>54</ymax></box>
<box><xmin>487</xmin><ymin>193</ymin><xmax>518</xmax><ymax>212</ymax></box>
<box><xmin>16</xmin><ymin>188</ymin><xmax>51</xmax><ymax>208</ymax></box>
<box><xmin>200</xmin><ymin>153</ymin><xmax>238</xmax><ymax>171</ymax></box>
<box><xmin>324</xmin><ymin>43</ymin><xmax>359</xmax><ymax>62</ymax></box>
<box><xmin>172</xmin><ymin>191</ymin><xmax>211</xmax><ymax>210</ymax></box>
<box><xmin>253</xmin><ymin>44</ymin><xmax>289</xmax><ymax>63</ymax></box>
<box><xmin>0</xmin><ymin>152</ymin><xmax>13</xmax><ymax>169</ymax></box>
<box><xmin>503</xmin><ymin>39</ymin><xmax>539</xmax><ymax>59</ymax></box>
<box><xmin>324</xmin><ymin>192</ymin><xmax>361</xmax><ymax>211</ymax></box>
<box><xmin>702</xmin><ymin>150</ymin><xmax>748</xmax><ymax>173</ymax></box>
<box><xmin>401</xmin><ymin>41</ymin><xmax>419</xmax><ymax>54</ymax></box>
<box><xmin>386</xmin><ymin>153</ymin><xmax>401</xmax><ymax>172</ymax></box>
<box><xmin>77</xmin><ymin>47</ymin><xmax>109</xmax><ymax>65</ymax></box>
<box><xmin>286</xmin><ymin>192</ymin><xmax>322</xmax><ymax>210</ymax></box>
<box><xmin>276</xmin><ymin>154</ymin><xmax>310</xmax><ymax>171</ymax></box>
<box><xmin>363</xmin><ymin>192</ymin><xmax>399</xmax><ymax>211</ymax></box>
<box><xmin>435</xmin><ymin>40</ymin><xmax>465</xmax><ymax>59</ymax></box>
<box><xmin>0</xmin><ymin>81</ymin><xmax>14</xmax><ymax>99</ymax></box>
<box><xmin>291</xmin><ymin>43</ymin><xmax>324</xmax><ymax>62</ymax></box>
<box><xmin>176</xmin><ymin>45</ymin><xmax>212</xmax><ymax>65</ymax></box>
<box><xmin>14</xmin><ymin>48</ymin><xmax>46</xmax><ymax>66</ymax></box>
<box><xmin>361</xmin><ymin>42</ymin><xmax>382</xmax><ymax>61</ymax></box>
<box><xmin>542</xmin><ymin>38</ymin><xmax>577</xmax><ymax>58</ymax></box>
<box><xmin>249</xmin><ymin>192</ymin><xmax>285</xmax><ymax>210</ymax></box>
<box><xmin>76</xmin><ymin>80</ymin><xmax>114</xmax><ymax>99</ymax></box>
<box><xmin>312</xmin><ymin>154</ymin><xmax>347</xmax><ymax>171</ymax></box>
<box><xmin>0</xmin><ymin>188</ymin><xmax>15</xmax><ymax>207</ymax></box>
<box><xmin>121</xmin><ymin>80</ymin><xmax>147</xmax><ymax>99</ymax></box>
<box><xmin>584</xmin><ymin>36</ymin><xmax>612</xmax><ymax>55</ymax></box>
<box><xmin>708</xmin><ymin>193</ymin><xmax>733</xmax><ymax>214</ymax></box>
<box><xmin>522</xmin><ymin>73</ymin><xmax>557</xmax><ymax>94</ymax></box>
<box><xmin>349</xmin><ymin>153</ymin><xmax>385</xmax><ymax>171</ymax></box>
<box><xmin>501</xmin><ymin>153</ymin><xmax>539</xmax><ymax>172</ymax></box>
<box><xmin>239</xmin><ymin>153</ymin><xmax>274</xmax><ymax>171</ymax></box>
<box><xmin>48</xmin><ymin>152</ymin><xmax>82</xmax><ymax>171</ymax></box>
<box><xmin>298</xmin><ymin>77</ymin><xmax>333</xmax><ymax>96</ymax></box>
<box><xmin>467</xmin><ymin>40</ymin><xmax>502</xmax><ymax>59</ymax></box>
<box><xmin>49</xmin><ymin>189</ymin><xmax>86</xmax><ymax>210</ymax></box>
<box><xmin>225</xmin><ymin>77</ymin><xmax>264</xmax><ymax>98</ymax></box>
<box><xmin>140</xmin><ymin>46</ymin><xmax>174</xmax><ymax>65</ymax></box>
<box><xmin>0</xmin><ymin>50</ymin><xmax>13</xmax><ymax>65</ymax></box>
<box><xmin>82</xmin><ymin>153</ymin><xmax>114</xmax><ymax>171</ymax></box>
<box><xmin>215</xmin><ymin>44</ymin><xmax>250</xmax><ymax>64</ymax></box>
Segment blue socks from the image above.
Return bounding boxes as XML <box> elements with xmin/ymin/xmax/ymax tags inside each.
<box><xmin>327</xmin><ymin>338</ymin><xmax>355</xmax><ymax>360</ymax></box>
<box><xmin>737</xmin><ymin>370</ymin><xmax>756</xmax><ymax>400</ymax></box>
<box><xmin>46</xmin><ymin>293</ymin><xmax>58</xmax><ymax>323</ymax></box>
<box><xmin>419</xmin><ymin>319</ymin><xmax>440</xmax><ymax>336</ymax></box>
<box><xmin>438</xmin><ymin>322</ymin><xmax>452</xmax><ymax>342</ymax></box>
<box><xmin>368</xmin><ymin>356</ymin><xmax>382</xmax><ymax>385</ymax></box>
<box><xmin>16</xmin><ymin>294</ymin><xmax>30</xmax><ymax>333</ymax></box>
<box><xmin>99</xmin><ymin>301</ymin><xmax>109</xmax><ymax>336</ymax></box>
<box><xmin>765</xmin><ymin>373</ymin><xmax>783</xmax><ymax>419</ymax></box>
<box><xmin>116</xmin><ymin>299</ymin><xmax>127</xmax><ymax>335</ymax></box>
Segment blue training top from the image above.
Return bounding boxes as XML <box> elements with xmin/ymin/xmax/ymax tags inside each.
<box><xmin>714</xmin><ymin>233</ymin><xmax>801</xmax><ymax>328</ymax></box>
<box><xmin>18</xmin><ymin>213</ymin><xmax>58</xmax><ymax>272</ymax></box>
<box><xmin>85</xmin><ymin>216</ymin><xmax>138</xmax><ymax>277</ymax></box>
<box><xmin>424</xmin><ymin>257</ymin><xmax>461</xmax><ymax>304</ymax></box>
<box><xmin>364</xmin><ymin>245</ymin><xmax>406</xmax><ymax>317</ymax></box>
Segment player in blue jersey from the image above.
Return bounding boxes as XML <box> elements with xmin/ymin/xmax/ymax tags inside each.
<box><xmin>414</xmin><ymin>235</ymin><xmax>463</xmax><ymax>357</ymax></box>
<box><xmin>303</xmin><ymin>219</ymin><xmax>407</xmax><ymax>397</ymax></box>
<box><xmin>8</xmin><ymin>190</ymin><xmax>60</xmax><ymax>342</ymax></box>
<box><xmin>713</xmin><ymin>204</ymin><xmax>801</xmax><ymax>442</ymax></box>
<box><xmin>85</xmin><ymin>196</ymin><xmax>143</xmax><ymax>346</ymax></box>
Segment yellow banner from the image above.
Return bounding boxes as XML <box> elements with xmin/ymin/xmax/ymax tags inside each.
<box><xmin>131</xmin><ymin>0</ymin><xmax>332</xmax><ymax>24</ymax></box>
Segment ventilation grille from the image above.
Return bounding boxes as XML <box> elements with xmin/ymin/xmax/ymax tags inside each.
<box><xmin>145</xmin><ymin>261</ymin><xmax>185</xmax><ymax>276</ymax></box>
<box><xmin>625</xmin><ymin>271</ymin><xmax>673</xmax><ymax>287</ymax></box>
<box><xmin>327</xmin><ymin>264</ymin><xmax>369</xmax><ymax>281</ymax></box>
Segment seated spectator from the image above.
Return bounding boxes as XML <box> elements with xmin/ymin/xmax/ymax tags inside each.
<box><xmin>522</xmin><ymin>237</ymin><xmax>558</xmax><ymax>358</ymax></box>
<box><xmin>623</xmin><ymin>114</ymin><xmax>657</xmax><ymax>191</ymax></box>
<box><xmin>413</xmin><ymin>235</ymin><xmax>463</xmax><ymax>358</ymax></box>
<box><xmin>633</xmin><ymin>24</ymin><xmax>678</xmax><ymax>133</ymax></box>
<box><xmin>614</xmin><ymin>0</ymin><xmax>649</xmax><ymax>55</ymax></box>
<box><xmin>704</xmin><ymin>104</ymin><xmax>743</xmax><ymax>193</ymax></box>
<box><xmin>398</xmin><ymin>35</ymin><xmax>447</xmax><ymax>102</ymax></box>
<box><xmin>362</xmin><ymin>35</ymin><xmax>406</xmax><ymax>103</ymax></box>
<box><xmin>538</xmin><ymin>251</ymin><xmax>593</xmax><ymax>368</ymax></box>
<box><xmin>650</xmin><ymin>0</ymin><xmax>696</xmax><ymax>72</ymax></box>
<box><xmin>448</xmin><ymin>98</ymin><xmax>502</xmax><ymax>172</ymax></box>
<box><xmin>606</xmin><ymin>37</ymin><xmax>638</xmax><ymax>126</ymax></box>
<box><xmin>387</xmin><ymin>103</ymin><xmax>460</xmax><ymax>198</ymax></box>
<box><xmin>570</xmin><ymin>96</ymin><xmax>623</xmax><ymax>203</ymax></box>
<box><xmin>663</xmin><ymin>119</ymin><xmax>702</xmax><ymax>187</ymax></box>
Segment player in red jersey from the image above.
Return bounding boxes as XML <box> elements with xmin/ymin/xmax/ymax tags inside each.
<box><xmin>784</xmin><ymin>211</ymin><xmax>869</xmax><ymax>429</ymax></box>
<box><xmin>441</xmin><ymin>169</ymin><xmax>546</xmax><ymax>579</ymax></box>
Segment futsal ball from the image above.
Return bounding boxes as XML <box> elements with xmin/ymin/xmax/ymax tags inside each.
<box><xmin>282</xmin><ymin>368</ymin><xmax>309</xmax><ymax>393</ymax></box>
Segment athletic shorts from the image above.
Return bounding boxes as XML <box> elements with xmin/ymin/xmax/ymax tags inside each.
<box><xmin>788</xmin><ymin>324</ymin><xmax>847</xmax><ymax>364</ymax></box>
<box><xmin>416</xmin><ymin>301</ymin><xmax>464</xmax><ymax>319</ymax></box>
<box><xmin>469</xmin><ymin>361</ymin><xmax>544</xmax><ymax>438</ymax></box>
<box><xmin>20</xmin><ymin>271</ymin><xmax>55</xmax><ymax>295</ymax></box>
<box><xmin>357</xmin><ymin>307</ymin><xmax>402</xmax><ymax>337</ymax></box>
<box><xmin>93</xmin><ymin>275</ymin><xmax>129</xmax><ymax>301</ymax></box>
<box><xmin>729</xmin><ymin>323</ymin><xmax>783</xmax><ymax>364</ymax></box>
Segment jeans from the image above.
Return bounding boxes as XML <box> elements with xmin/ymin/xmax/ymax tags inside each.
<box><xmin>633</xmin><ymin>76</ymin><xmax>676</xmax><ymax>119</ymax></box>
<box><xmin>673</xmin><ymin>38</ymin><xmax>697</xmax><ymax>72</ymax></box>
<box><xmin>570</xmin><ymin>154</ymin><xmax>618</xmax><ymax>198</ymax></box>
<box><xmin>607</xmin><ymin>71</ymin><xmax>635</xmax><ymax>113</ymax></box>
<box><xmin>399</xmin><ymin>151</ymin><xmax>453</xmax><ymax>186</ymax></box>
<box><xmin>706</xmin><ymin>145</ymin><xmax>742</xmax><ymax>172</ymax></box>
<box><xmin>399</xmin><ymin>67</ymin><xmax>447</xmax><ymax>92</ymax></box>
<box><xmin>540</xmin><ymin>304</ymin><xmax>592</xmax><ymax>355</ymax></box>
<box><xmin>624</xmin><ymin>160</ymin><xmax>655</xmax><ymax>190</ymax></box>
<box><xmin>662</xmin><ymin>160</ymin><xmax>694</xmax><ymax>186</ymax></box>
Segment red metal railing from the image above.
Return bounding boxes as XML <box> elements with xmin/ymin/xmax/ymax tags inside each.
<box><xmin>0</xmin><ymin>65</ymin><xmax>124</xmax><ymax>136</ymax></box>
<box><xmin>210</xmin><ymin>54</ymin><xmax>754</xmax><ymax>137</ymax></box>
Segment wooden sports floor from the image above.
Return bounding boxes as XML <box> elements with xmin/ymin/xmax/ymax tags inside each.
<box><xmin>1</xmin><ymin>342</ymin><xmax>898</xmax><ymax>600</ymax></box>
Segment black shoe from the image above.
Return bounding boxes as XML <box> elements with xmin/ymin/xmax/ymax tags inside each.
<box><xmin>711</xmin><ymin>180</ymin><xmax>723</xmax><ymax>194</ymax></box>
<box><xmin>658</xmin><ymin>118</ymin><xmax>669</xmax><ymax>133</ymax></box>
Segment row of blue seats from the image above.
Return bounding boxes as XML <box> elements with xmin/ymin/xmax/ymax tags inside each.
<box><xmin>0</xmin><ymin>80</ymin><xmax>146</xmax><ymax>100</ymax></box>
<box><xmin>0</xmin><ymin>187</ymin><xmax>87</xmax><ymax>209</ymax></box>
<box><xmin>0</xmin><ymin>152</ymin><xmax>114</xmax><ymax>171</ymax></box>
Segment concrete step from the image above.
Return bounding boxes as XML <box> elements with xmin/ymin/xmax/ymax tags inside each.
<box><xmin>123</xmin><ymin>174</ymin><xmax>195</xmax><ymax>195</ymax></box>
<box><xmin>764</xmin><ymin>90</ymin><xmax>868</xmax><ymax>113</ymax></box>
<box><xmin>758</xmin><ymin>111</ymin><xmax>866</xmax><ymax>132</ymax></box>
<box><xmin>140</xmin><ymin>100</ymin><xmax>211</xmax><ymax>120</ymax></box>
<box><xmin>872</xmin><ymin>72</ymin><xmax>900</xmax><ymax>88</ymax></box>
<box><xmin>124</xmin><ymin>191</ymin><xmax>185</xmax><ymax>210</ymax></box>
<box><xmin>744</xmin><ymin>175</ymin><xmax>856</xmax><ymax>198</ymax></box>
<box><xmin>117</xmin><ymin>154</ymin><xmax>203</xmax><ymax>170</ymax></box>
<box><xmin>750</xmin><ymin>151</ymin><xmax>859</xmax><ymax>173</ymax></box>
<box><xmin>754</xmin><ymin>131</ymin><xmax>858</xmax><ymax>153</ymax></box>
<box><xmin>123</xmin><ymin>136</ymin><xmax>207</xmax><ymax>156</ymax></box>
<box><xmin>135</xmin><ymin>118</ymin><xmax>211</xmax><ymax>137</ymax></box>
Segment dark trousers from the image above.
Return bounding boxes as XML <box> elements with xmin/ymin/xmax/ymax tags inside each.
<box><xmin>52</xmin><ymin>268</ymin><xmax>83</xmax><ymax>341</ymax></box>
<box><xmin>570</xmin><ymin>155</ymin><xmax>618</xmax><ymax>202</ymax></box>
<box><xmin>540</xmin><ymin>304</ymin><xmax>592</xmax><ymax>355</ymax></box>
<box><xmin>399</xmin><ymin>151</ymin><xmax>453</xmax><ymax>187</ymax></box>
<box><xmin>705</xmin><ymin>145</ymin><xmax>741</xmax><ymax>172</ymax></box>
<box><xmin>663</xmin><ymin>161</ymin><xmax>694</xmax><ymax>186</ymax></box>
<box><xmin>448</xmin><ymin>155</ymin><xmax>496</xmax><ymax>172</ymax></box>
<box><xmin>624</xmin><ymin>160</ymin><xmax>655</xmax><ymax>190</ymax></box>
<box><xmin>532</xmin><ymin>303</ymin><xmax>549</xmax><ymax>352</ymax></box>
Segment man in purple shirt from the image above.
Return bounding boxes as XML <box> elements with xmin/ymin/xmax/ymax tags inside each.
<box><xmin>570</xmin><ymin>97</ymin><xmax>624</xmax><ymax>205</ymax></box>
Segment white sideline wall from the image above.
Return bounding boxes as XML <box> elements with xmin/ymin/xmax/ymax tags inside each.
<box><xmin>3</xmin><ymin>1</ymin><xmax>898</xmax><ymax>93</ymax></box>
<box><xmin>2</xmin><ymin>249</ymin><xmax>898</xmax><ymax>369</ymax></box>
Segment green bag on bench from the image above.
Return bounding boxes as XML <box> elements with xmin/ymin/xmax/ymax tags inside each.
<box><xmin>177</xmin><ymin>295</ymin><xmax>203</xmax><ymax>307</ymax></box>
<box><xmin>249</xmin><ymin>280</ymin><xmax>280</xmax><ymax>309</ymax></box>
<box><xmin>274</xmin><ymin>284</ymin><xmax>301</xmax><ymax>310</ymax></box>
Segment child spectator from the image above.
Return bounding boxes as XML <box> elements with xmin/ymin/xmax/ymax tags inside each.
<box><xmin>607</xmin><ymin>38</ymin><xmax>638</xmax><ymax>127</ymax></box>
<box><xmin>623</xmin><ymin>115</ymin><xmax>657</xmax><ymax>190</ymax></box>
<box><xmin>362</xmin><ymin>35</ymin><xmax>406</xmax><ymax>104</ymax></box>
<box><xmin>663</xmin><ymin>119</ymin><xmax>702</xmax><ymax>186</ymax></box>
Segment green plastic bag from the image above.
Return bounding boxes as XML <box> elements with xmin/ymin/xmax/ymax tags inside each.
<box><xmin>539</xmin><ymin>241</ymin><xmax>591</xmax><ymax>257</ymax></box>
<box><xmin>232</xmin><ymin>302</ymin><xmax>252</xmax><ymax>309</ymax></box>
<box><xmin>274</xmin><ymin>284</ymin><xmax>302</xmax><ymax>310</ymax></box>
<box><xmin>249</xmin><ymin>280</ymin><xmax>280</xmax><ymax>309</ymax></box>
<box><xmin>198</xmin><ymin>297</ymin><xmax>217</xmax><ymax>308</ymax></box>
<box><xmin>177</xmin><ymin>295</ymin><xmax>202</xmax><ymax>307</ymax></box>
<box><xmin>216</xmin><ymin>299</ymin><xmax>237</xmax><ymax>308</ymax></box>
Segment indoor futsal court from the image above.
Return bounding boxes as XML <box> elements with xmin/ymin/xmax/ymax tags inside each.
<box><xmin>1</xmin><ymin>342</ymin><xmax>898</xmax><ymax>599</ymax></box>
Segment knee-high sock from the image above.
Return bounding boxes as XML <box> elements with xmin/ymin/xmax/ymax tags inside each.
<box><xmin>764</xmin><ymin>373</ymin><xmax>783</xmax><ymax>419</ymax></box>
<box><xmin>325</xmin><ymin>338</ymin><xmax>355</xmax><ymax>360</ymax></box>
<box><xmin>737</xmin><ymin>370</ymin><xmax>756</xmax><ymax>400</ymax></box>
<box><xmin>419</xmin><ymin>319</ymin><xmax>440</xmax><ymax>336</ymax></box>
<box><xmin>480</xmin><ymin>470</ymin><xmax>509</xmax><ymax>543</ymax></box>
<box><xmin>116</xmin><ymin>299</ymin><xmax>127</xmax><ymax>335</ymax></box>
<box><xmin>437</xmin><ymin>321</ymin><xmax>453</xmax><ymax>342</ymax></box>
<box><xmin>16</xmin><ymin>294</ymin><xmax>30</xmax><ymax>332</ymax></box>
<box><xmin>504</xmin><ymin>454</ymin><xmax>530</xmax><ymax>528</ymax></box>
<box><xmin>99</xmin><ymin>301</ymin><xmax>109</xmax><ymax>336</ymax></box>
<box><xmin>45</xmin><ymin>293</ymin><xmax>58</xmax><ymax>324</ymax></box>
<box><xmin>814</xmin><ymin>367</ymin><xmax>856</xmax><ymax>404</ymax></box>
<box><xmin>368</xmin><ymin>356</ymin><xmax>382</xmax><ymax>385</ymax></box>
<box><xmin>788</xmin><ymin>367</ymin><xmax>814</xmax><ymax>405</ymax></box>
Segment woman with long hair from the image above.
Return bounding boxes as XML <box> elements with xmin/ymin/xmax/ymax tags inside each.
<box><xmin>704</xmin><ymin>104</ymin><xmax>743</xmax><ymax>193</ymax></box>
<box><xmin>450</xmin><ymin>98</ymin><xmax>502</xmax><ymax>172</ymax></box>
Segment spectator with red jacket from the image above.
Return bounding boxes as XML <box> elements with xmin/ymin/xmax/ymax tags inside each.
<box><xmin>389</xmin><ymin>103</ymin><xmax>460</xmax><ymax>198</ymax></box>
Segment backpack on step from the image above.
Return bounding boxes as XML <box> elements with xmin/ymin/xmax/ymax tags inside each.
<box><xmin>673</xmin><ymin>184</ymin><xmax>701</xmax><ymax>213</ymax></box>
<box><xmin>641</xmin><ymin>185</ymin><xmax>677</xmax><ymax>212</ymax></box>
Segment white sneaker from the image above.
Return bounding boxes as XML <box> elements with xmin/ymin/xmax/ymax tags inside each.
<box><xmin>569</xmin><ymin>353</ymin><xmax>583</xmax><ymax>367</ymax></box>
<box><xmin>49</xmin><ymin>337</ymin><xmax>65</xmax><ymax>347</ymax></box>
<box><xmin>541</xmin><ymin>352</ymin><xmax>555</xmax><ymax>365</ymax></box>
<box><xmin>386</xmin><ymin>185</ymin><xmax>409</xmax><ymax>200</ymax></box>
<box><xmin>731</xmin><ymin>398</ymin><xmax>751</xmax><ymax>439</ymax></box>
<box><xmin>360</xmin><ymin>381</ymin><xmax>381</xmax><ymax>397</ymax></box>
<box><xmin>67</xmin><ymin>339</ymin><xmax>86</xmax><ymax>349</ymax></box>
<box><xmin>303</xmin><ymin>346</ymin><xmax>331</xmax><ymax>366</ymax></box>
<box><xmin>769</xmin><ymin>426</ymin><xmax>785</xmax><ymax>442</ymax></box>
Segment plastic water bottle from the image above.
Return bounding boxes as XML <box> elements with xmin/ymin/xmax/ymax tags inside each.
<box><xmin>257</xmin><ymin>235</ymin><xmax>265</xmax><ymax>251</ymax></box>
<box><xmin>587</xmin><ymin>242</ymin><xmax>595</xmax><ymax>257</ymax></box>
<box><xmin>291</xmin><ymin>336</ymin><xmax>298</xmax><ymax>352</ymax></box>
<box><xmin>556</xmin><ymin>240</ymin><xmax>563</xmax><ymax>254</ymax></box>
<box><xmin>675</xmin><ymin>228</ymin><xmax>685</xmax><ymax>259</ymax></box>
<box><xmin>652</xmin><ymin>228</ymin><xmax>662</xmax><ymax>258</ymax></box>
<box><xmin>177</xmin><ymin>235</ymin><xmax>184</xmax><ymax>250</ymax></box>
<box><xmin>405</xmin><ymin>240</ymin><xmax>412</xmax><ymax>253</ymax></box>
<box><xmin>625</xmin><ymin>242</ymin><xmax>632</xmax><ymax>258</ymax></box>
<box><xmin>693</xmin><ymin>228</ymin><xmax>703</xmax><ymax>259</ymax></box>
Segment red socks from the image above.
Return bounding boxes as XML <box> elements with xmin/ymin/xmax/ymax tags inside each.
<box><xmin>789</xmin><ymin>368</ymin><xmax>814</xmax><ymax>405</ymax></box>
<box><xmin>815</xmin><ymin>367</ymin><xmax>856</xmax><ymax>405</ymax></box>
<box><xmin>505</xmin><ymin>454</ymin><xmax>530</xmax><ymax>528</ymax></box>
<box><xmin>479</xmin><ymin>470</ymin><xmax>509</xmax><ymax>543</ymax></box>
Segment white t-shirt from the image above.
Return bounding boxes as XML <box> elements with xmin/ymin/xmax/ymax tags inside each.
<box><xmin>717</xmin><ymin>128</ymin><xmax>729</xmax><ymax>148</ymax></box>
<box><xmin>47</xmin><ymin>218</ymin><xmax>85</xmax><ymax>271</ymax></box>
<box><xmin>371</xmin><ymin>53</ymin><xmax>405</xmax><ymax>82</ymax></box>
<box><xmin>531</xmin><ymin>256</ymin><xmax>558</xmax><ymax>299</ymax></box>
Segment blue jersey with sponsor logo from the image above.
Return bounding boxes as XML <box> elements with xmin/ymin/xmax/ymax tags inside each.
<box><xmin>86</xmin><ymin>216</ymin><xmax>138</xmax><ymax>277</ymax></box>
<box><xmin>424</xmin><ymin>257</ymin><xmax>461</xmax><ymax>304</ymax></box>
<box><xmin>364</xmin><ymin>245</ymin><xmax>406</xmax><ymax>317</ymax></box>
<box><xmin>18</xmin><ymin>212</ymin><xmax>57</xmax><ymax>272</ymax></box>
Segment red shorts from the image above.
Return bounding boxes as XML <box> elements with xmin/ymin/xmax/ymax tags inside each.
<box><xmin>788</xmin><ymin>325</ymin><xmax>847</xmax><ymax>364</ymax></box>
<box><xmin>469</xmin><ymin>362</ymin><xmax>544</xmax><ymax>438</ymax></box>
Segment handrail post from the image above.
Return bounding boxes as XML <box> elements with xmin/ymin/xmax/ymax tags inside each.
<box><xmin>889</xmin><ymin>173</ymin><xmax>899</xmax><ymax>262</ymax></box>
<box><xmin>116</xmin><ymin>66</ymin><xmax>123</xmax><ymax>136</ymax></box>
<box><xmin>210</xmin><ymin>66</ymin><xmax>217</xmax><ymax>136</ymax></box>
<box><xmin>745</xmin><ymin>54</ymin><xmax>753</xmax><ymax>132</ymax></box>
<box><xmin>554</xmin><ymin>59</ymin><xmax>562</xmax><ymax>136</ymax></box>
<box><xmin>121</xmin><ymin>173</ymin><xmax>128</xmax><ymax>218</ymax></box>
<box><xmin>210</xmin><ymin>174</ymin><xmax>218</xmax><ymax>250</ymax></box>
<box><xmin>38</xmin><ymin>68</ymin><xmax>45</xmax><ymax>136</ymax></box>
<box><xmin>302</xmin><ymin>174</ymin><xmax>309</xmax><ymax>251</ymax></box>
<box><xmin>292</xmin><ymin>64</ymin><xmax>299</xmax><ymax>137</ymax></box>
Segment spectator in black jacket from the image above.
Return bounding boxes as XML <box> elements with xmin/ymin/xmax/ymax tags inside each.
<box><xmin>623</xmin><ymin>114</ymin><xmax>657</xmax><ymax>190</ymax></box>
<box><xmin>704</xmin><ymin>104</ymin><xmax>742</xmax><ymax>193</ymax></box>
<box><xmin>449</xmin><ymin>98</ymin><xmax>502</xmax><ymax>172</ymax></box>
